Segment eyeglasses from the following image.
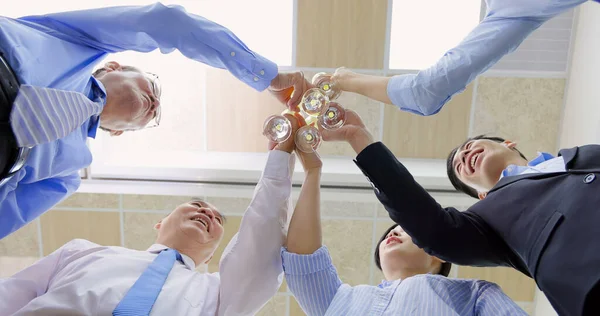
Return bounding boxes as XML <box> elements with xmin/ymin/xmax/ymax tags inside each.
<box><xmin>144</xmin><ymin>72</ymin><xmax>162</xmax><ymax>129</ymax></box>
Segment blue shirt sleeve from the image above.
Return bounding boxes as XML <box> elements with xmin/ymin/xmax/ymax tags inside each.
<box><xmin>0</xmin><ymin>172</ymin><xmax>80</xmax><ymax>239</ymax></box>
<box><xmin>386</xmin><ymin>0</ymin><xmax>585</xmax><ymax>116</ymax></box>
<box><xmin>475</xmin><ymin>281</ymin><xmax>528</xmax><ymax>316</ymax></box>
<box><xmin>19</xmin><ymin>3</ymin><xmax>278</xmax><ymax>91</ymax></box>
<box><xmin>282</xmin><ymin>246</ymin><xmax>343</xmax><ymax>316</ymax></box>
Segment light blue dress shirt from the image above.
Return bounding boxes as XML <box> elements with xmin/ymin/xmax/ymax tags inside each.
<box><xmin>388</xmin><ymin>0</ymin><xmax>591</xmax><ymax>116</ymax></box>
<box><xmin>501</xmin><ymin>152</ymin><xmax>565</xmax><ymax>178</ymax></box>
<box><xmin>282</xmin><ymin>246</ymin><xmax>527</xmax><ymax>316</ymax></box>
<box><xmin>0</xmin><ymin>2</ymin><xmax>277</xmax><ymax>239</ymax></box>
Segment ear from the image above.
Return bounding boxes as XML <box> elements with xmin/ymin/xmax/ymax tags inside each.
<box><xmin>110</xmin><ymin>130</ymin><xmax>124</xmax><ymax>137</ymax></box>
<box><xmin>503</xmin><ymin>140</ymin><xmax>517</xmax><ymax>149</ymax></box>
<box><xmin>478</xmin><ymin>191</ymin><xmax>487</xmax><ymax>200</ymax></box>
<box><xmin>154</xmin><ymin>220</ymin><xmax>162</xmax><ymax>231</ymax></box>
<box><xmin>104</xmin><ymin>61</ymin><xmax>122</xmax><ymax>72</ymax></box>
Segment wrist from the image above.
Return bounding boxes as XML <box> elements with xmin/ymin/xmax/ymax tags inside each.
<box><xmin>348</xmin><ymin>129</ymin><xmax>375</xmax><ymax>154</ymax></box>
<box><xmin>304</xmin><ymin>168</ymin><xmax>322</xmax><ymax>177</ymax></box>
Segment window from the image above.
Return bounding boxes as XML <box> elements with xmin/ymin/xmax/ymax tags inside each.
<box><xmin>388</xmin><ymin>0</ymin><xmax>481</xmax><ymax>70</ymax></box>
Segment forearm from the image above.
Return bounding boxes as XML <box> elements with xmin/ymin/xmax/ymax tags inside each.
<box><xmin>387</xmin><ymin>18</ymin><xmax>545</xmax><ymax>116</ymax></box>
<box><xmin>286</xmin><ymin>169</ymin><xmax>322</xmax><ymax>254</ymax></box>
<box><xmin>27</xmin><ymin>3</ymin><xmax>277</xmax><ymax>90</ymax></box>
<box><xmin>0</xmin><ymin>173</ymin><xmax>80</xmax><ymax>239</ymax></box>
<box><xmin>218</xmin><ymin>150</ymin><xmax>294</xmax><ymax>315</ymax></box>
<box><xmin>338</xmin><ymin>73</ymin><xmax>392</xmax><ymax>105</ymax></box>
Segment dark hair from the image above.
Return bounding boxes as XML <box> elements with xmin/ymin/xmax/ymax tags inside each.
<box><xmin>374</xmin><ymin>224</ymin><xmax>451</xmax><ymax>277</ymax></box>
<box><xmin>446</xmin><ymin>135</ymin><xmax>527</xmax><ymax>199</ymax></box>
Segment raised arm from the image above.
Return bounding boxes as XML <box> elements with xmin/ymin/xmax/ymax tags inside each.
<box><xmin>0</xmin><ymin>172</ymin><xmax>80</xmax><ymax>239</ymax></box>
<box><xmin>282</xmin><ymin>145</ymin><xmax>343</xmax><ymax>316</ymax></box>
<box><xmin>332</xmin><ymin>0</ymin><xmax>584</xmax><ymax>115</ymax></box>
<box><xmin>217</xmin><ymin>115</ymin><xmax>297</xmax><ymax>316</ymax></box>
<box><xmin>320</xmin><ymin>110</ymin><xmax>517</xmax><ymax>268</ymax></box>
<box><xmin>21</xmin><ymin>3</ymin><xmax>276</xmax><ymax>91</ymax></box>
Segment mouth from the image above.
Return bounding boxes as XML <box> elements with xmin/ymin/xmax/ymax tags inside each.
<box><xmin>386</xmin><ymin>236</ymin><xmax>402</xmax><ymax>246</ymax></box>
<box><xmin>466</xmin><ymin>149</ymin><xmax>484</xmax><ymax>174</ymax></box>
<box><xmin>190</xmin><ymin>214</ymin><xmax>211</xmax><ymax>232</ymax></box>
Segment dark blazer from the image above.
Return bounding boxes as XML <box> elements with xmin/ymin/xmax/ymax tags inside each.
<box><xmin>354</xmin><ymin>142</ymin><xmax>600</xmax><ymax>316</ymax></box>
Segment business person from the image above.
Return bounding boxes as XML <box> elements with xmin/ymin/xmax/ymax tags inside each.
<box><xmin>326</xmin><ymin>0</ymin><xmax>595</xmax><ymax>116</ymax></box>
<box><xmin>0</xmin><ymin>3</ymin><xmax>310</xmax><ymax>239</ymax></box>
<box><xmin>281</xmin><ymin>144</ymin><xmax>525</xmax><ymax>315</ymax></box>
<box><xmin>0</xmin><ymin>114</ymin><xmax>302</xmax><ymax>315</ymax></box>
<box><xmin>320</xmin><ymin>110</ymin><xmax>600</xmax><ymax>316</ymax></box>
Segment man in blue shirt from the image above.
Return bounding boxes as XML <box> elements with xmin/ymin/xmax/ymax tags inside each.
<box><xmin>325</xmin><ymin>0</ymin><xmax>596</xmax><ymax>116</ymax></box>
<box><xmin>0</xmin><ymin>3</ymin><xmax>311</xmax><ymax>239</ymax></box>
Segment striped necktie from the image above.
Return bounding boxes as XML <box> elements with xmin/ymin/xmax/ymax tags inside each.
<box><xmin>113</xmin><ymin>248</ymin><xmax>182</xmax><ymax>316</ymax></box>
<box><xmin>10</xmin><ymin>84</ymin><xmax>103</xmax><ymax>147</ymax></box>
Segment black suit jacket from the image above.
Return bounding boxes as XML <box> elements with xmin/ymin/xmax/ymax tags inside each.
<box><xmin>355</xmin><ymin>142</ymin><xmax>600</xmax><ymax>316</ymax></box>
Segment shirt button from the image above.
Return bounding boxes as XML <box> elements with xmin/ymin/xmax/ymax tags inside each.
<box><xmin>583</xmin><ymin>173</ymin><xmax>596</xmax><ymax>184</ymax></box>
<box><xmin>260</xmin><ymin>70</ymin><xmax>265</xmax><ymax>75</ymax></box>
<box><xmin>230</xmin><ymin>51</ymin><xmax>236</xmax><ymax>57</ymax></box>
<box><xmin>253</xmin><ymin>77</ymin><xmax>259</xmax><ymax>82</ymax></box>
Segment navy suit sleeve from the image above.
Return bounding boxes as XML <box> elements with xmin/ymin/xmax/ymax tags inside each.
<box><xmin>354</xmin><ymin>142</ymin><xmax>515</xmax><ymax>267</ymax></box>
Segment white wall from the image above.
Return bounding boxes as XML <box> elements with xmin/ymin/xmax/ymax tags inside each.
<box><xmin>559</xmin><ymin>3</ymin><xmax>600</xmax><ymax>148</ymax></box>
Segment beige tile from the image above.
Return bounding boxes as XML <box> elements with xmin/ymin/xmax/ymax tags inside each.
<box><xmin>457</xmin><ymin>266</ymin><xmax>536</xmax><ymax>302</ymax></box>
<box><xmin>57</xmin><ymin>193</ymin><xmax>119</xmax><ymax>209</ymax></box>
<box><xmin>122</xmin><ymin>195</ymin><xmax>197</xmax><ymax>211</ymax></box>
<box><xmin>205</xmin><ymin>68</ymin><xmax>286</xmax><ymax>153</ymax></box>
<box><xmin>300</xmin><ymin>71</ymin><xmax>383</xmax><ymax>157</ymax></box>
<box><xmin>123</xmin><ymin>212</ymin><xmax>165</xmax><ymax>250</ymax></box>
<box><xmin>377</xmin><ymin>204</ymin><xmax>389</xmax><ymax>218</ymax></box>
<box><xmin>472</xmin><ymin>77</ymin><xmax>566</xmax><ymax>158</ymax></box>
<box><xmin>383</xmin><ymin>84</ymin><xmax>473</xmax><ymax>159</ymax></box>
<box><xmin>0</xmin><ymin>256</ymin><xmax>40</xmax><ymax>277</ymax></box>
<box><xmin>322</xmin><ymin>219</ymin><xmax>373</xmax><ymax>286</ymax></box>
<box><xmin>0</xmin><ymin>220</ymin><xmax>38</xmax><ymax>257</ymax></box>
<box><xmin>41</xmin><ymin>210</ymin><xmax>121</xmax><ymax>255</ymax></box>
<box><xmin>256</xmin><ymin>294</ymin><xmax>288</xmax><ymax>316</ymax></box>
<box><xmin>371</xmin><ymin>219</ymin><xmax>396</xmax><ymax>285</ymax></box>
<box><xmin>290</xmin><ymin>297</ymin><xmax>307</xmax><ymax>316</ymax></box>
<box><xmin>296</xmin><ymin>0</ymin><xmax>388</xmax><ymax>69</ymax></box>
<box><xmin>322</xmin><ymin>200</ymin><xmax>377</xmax><ymax>218</ymax></box>
<box><xmin>205</xmin><ymin>196</ymin><xmax>253</xmax><ymax>215</ymax></box>
<box><xmin>208</xmin><ymin>216</ymin><xmax>242</xmax><ymax>273</ymax></box>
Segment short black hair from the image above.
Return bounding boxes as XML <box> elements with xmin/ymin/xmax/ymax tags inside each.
<box><xmin>446</xmin><ymin>135</ymin><xmax>527</xmax><ymax>199</ymax></box>
<box><xmin>374</xmin><ymin>224</ymin><xmax>451</xmax><ymax>277</ymax></box>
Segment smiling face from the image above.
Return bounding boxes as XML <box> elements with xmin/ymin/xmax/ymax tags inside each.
<box><xmin>376</xmin><ymin>225</ymin><xmax>445</xmax><ymax>280</ymax></box>
<box><xmin>154</xmin><ymin>200</ymin><xmax>225</xmax><ymax>266</ymax></box>
<box><xmin>450</xmin><ymin>138</ymin><xmax>527</xmax><ymax>195</ymax></box>
<box><xmin>95</xmin><ymin>61</ymin><xmax>161</xmax><ymax>134</ymax></box>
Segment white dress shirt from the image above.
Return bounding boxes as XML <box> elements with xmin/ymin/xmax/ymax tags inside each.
<box><xmin>0</xmin><ymin>150</ymin><xmax>295</xmax><ymax>316</ymax></box>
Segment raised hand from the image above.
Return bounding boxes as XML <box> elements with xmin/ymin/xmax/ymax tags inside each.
<box><xmin>268</xmin><ymin>72</ymin><xmax>314</xmax><ymax>109</ymax></box>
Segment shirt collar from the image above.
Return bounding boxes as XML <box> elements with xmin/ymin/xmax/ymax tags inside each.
<box><xmin>87</xmin><ymin>77</ymin><xmax>108</xmax><ymax>139</ymax></box>
<box><xmin>501</xmin><ymin>152</ymin><xmax>555</xmax><ymax>178</ymax></box>
<box><xmin>378</xmin><ymin>278</ymin><xmax>401</xmax><ymax>288</ymax></box>
<box><xmin>147</xmin><ymin>244</ymin><xmax>197</xmax><ymax>269</ymax></box>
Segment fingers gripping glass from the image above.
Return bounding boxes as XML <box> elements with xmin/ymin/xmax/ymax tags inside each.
<box><xmin>144</xmin><ymin>72</ymin><xmax>162</xmax><ymax>129</ymax></box>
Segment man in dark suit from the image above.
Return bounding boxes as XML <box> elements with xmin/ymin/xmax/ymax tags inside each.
<box><xmin>321</xmin><ymin>110</ymin><xmax>600</xmax><ymax>316</ymax></box>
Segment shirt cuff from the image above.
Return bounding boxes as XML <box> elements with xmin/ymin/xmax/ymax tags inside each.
<box><xmin>262</xmin><ymin>150</ymin><xmax>295</xmax><ymax>180</ymax></box>
<box><xmin>281</xmin><ymin>246</ymin><xmax>334</xmax><ymax>275</ymax></box>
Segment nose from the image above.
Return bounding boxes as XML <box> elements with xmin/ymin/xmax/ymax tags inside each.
<box><xmin>199</xmin><ymin>208</ymin><xmax>214</xmax><ymax>220</ymax></box>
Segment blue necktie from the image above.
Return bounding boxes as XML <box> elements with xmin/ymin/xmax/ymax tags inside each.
<box><xmin>113</xmin><ymin>248</ymin><xmax>182</xmax><ymax>316</ymax></box>
<box><xmin>10</xmin><ymin>84</ymin><xmax>103</xmax><ymax>147</ymax></box>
